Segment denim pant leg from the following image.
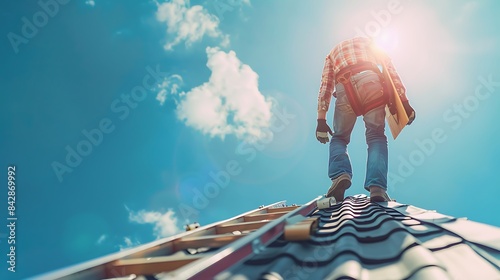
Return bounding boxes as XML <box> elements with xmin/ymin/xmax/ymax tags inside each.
<box><xmin>363</xmin><ymin>106</ymin><xmax>388</xmax><ymax>191</ymax></box>
<box><xmin>328</xmin><ymin>87</ymin><xmax>357</xmax><ymax>180</ymax></box>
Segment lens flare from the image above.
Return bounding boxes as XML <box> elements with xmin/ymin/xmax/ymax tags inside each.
<box><xmin>373</xmin><ymin>28</ymin><xmax>400</xmax><ymax>55</ymax></box>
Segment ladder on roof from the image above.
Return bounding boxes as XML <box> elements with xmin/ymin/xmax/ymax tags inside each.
<box><xmin>33</xmin><ymin>196</ymin><xmax>322</xmax><ymax>280</ymax></box>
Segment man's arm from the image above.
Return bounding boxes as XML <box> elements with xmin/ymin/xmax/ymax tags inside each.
<box><xmin>383</xmin><ymin>56</ymin><xmax>415</xmax><ymax>124</ymax></box>
<box><xmin>369</xmin><ymin>41</ymin><xmax>408</xmax><ymax>101</ymax></box>
<box><xmin>316</xmin><ymin>56</ymin><xmax>335</xmax><ymax>143</ymax></box>
<box><xmin>318</xmin><ymin>56</ymin><xmax>335</xmax><ymax>119</ymax></box>
<box><xmin>385</xmin><ymin>58</ymin><xmax>408</xmax><ymax>102</ymax></box>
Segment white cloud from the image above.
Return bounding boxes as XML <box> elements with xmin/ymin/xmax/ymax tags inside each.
<box><xmin>156</xmin><ymin>74</ymin><xmax>183</xmax><ymax>105</ymax></box>
<box><xmin>124</xmin><ymin>237</ymin><xmax>133</xmax><ymax>246</ymax></box>
<box><xmin>155</xmin><ymin>0</ymin><xmax>229</xmax><ymax>50</ymax></box>
<box><xmin>128</xmin><ymin>208</ymin><xmax>182</xmax><ymax>238</ymax></box>
<box><xmin>174</xmin><ymin>47</ymin><xmax>273</xmax><ymax>142</ymax></box>
<box><xmin>85</xmin><ymin>0</ymin><xmax>95</xmax><ymax>7</ymax></box>
<box><xmin>96</xmin><ymin>234</ymin><xmax>107</xmax><ymax>245</ymax></box>
<box><xmin>118</xmin><ymin>236</ymin><xmax>141</xmax><ymax>251</ymax></box>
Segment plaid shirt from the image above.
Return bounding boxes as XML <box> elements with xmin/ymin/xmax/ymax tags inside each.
<box><xmin>318</xmin><ymin>37</ymin><xmax>407</xmax><ymax>115</ymax></box>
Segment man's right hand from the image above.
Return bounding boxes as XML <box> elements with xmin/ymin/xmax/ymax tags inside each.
<box><xmin>402</xmin><ymin>101</ymin><xmax>415</xmax><ymax>125</ymax></box>
<box><xmin>316</xmin><ymin>119</ymin><xmax>333</xmax><ymax>144</ymax></box>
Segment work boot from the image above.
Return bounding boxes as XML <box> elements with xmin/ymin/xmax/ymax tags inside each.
<box><xmin>369</xmin><ymin>186</ymin><xmax>392</xmax><ymax>202</ymax></box>
<box><xmin>326</xmin><ymin>173</ymin><xmax>352</xmax><ymax>202</ymax></box>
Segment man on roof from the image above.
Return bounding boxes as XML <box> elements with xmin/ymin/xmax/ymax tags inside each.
<box><xmin>315</xmin><ymin>36</ymin><xmax>415</xmax><ymax>202</ymax></box>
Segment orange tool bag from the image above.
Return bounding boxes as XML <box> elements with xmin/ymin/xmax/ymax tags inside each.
<box><xmin>335</xmin><ymin>61</ymin><xmax>393</xmax><ymax>116</ymax></box>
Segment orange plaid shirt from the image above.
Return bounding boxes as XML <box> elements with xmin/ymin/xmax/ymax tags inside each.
<box><xmin>318</xmin><ymin>37</ymin><xmax>407</xmax><ymax>116</ymax></box>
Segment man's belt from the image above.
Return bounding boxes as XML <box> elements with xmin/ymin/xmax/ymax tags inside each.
<box><xmin>336</xmin><ymin>62</ymin><xmax>380</xmax><ymax>84</ymax></box>
<box><xmin>335</xmin><ymin>62</ymin><xmax>389</xmax><ymax>116</ymax></box>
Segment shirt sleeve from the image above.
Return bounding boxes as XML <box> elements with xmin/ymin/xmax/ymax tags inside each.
<box><xmin>385</xmin><ymin>58</ymin><xmax>408</xmax><ymax>102</ymax></box>
<box><xmin>318</xmin><ymin>56</ymin><xmax>335</xmax><ymax>117</ymax></box>
<box><xmin>370</xmin><ymin>42</ymin><xmax>409</xmax><ymax>102</ymax></box>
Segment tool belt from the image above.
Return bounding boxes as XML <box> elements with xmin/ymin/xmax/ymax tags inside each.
<box><xmin>336</xmin><ymin>61</ymin><xmax>391</xmax><ymax>116</ymax></box>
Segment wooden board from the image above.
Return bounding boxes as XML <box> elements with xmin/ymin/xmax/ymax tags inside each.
<box><xmin>382</xmin><ymin>62</ymin><xmax>409</xmax><ymax>139</ymax></box>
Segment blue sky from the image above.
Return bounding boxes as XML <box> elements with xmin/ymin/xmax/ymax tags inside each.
<box><xmin>1</xmin><ymin>0</ymin><xmax>500</xmax><ymax>278</ymax></box>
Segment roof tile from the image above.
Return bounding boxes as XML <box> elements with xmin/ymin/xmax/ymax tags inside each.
<box><xmin>216</xmin><ymin>196</ymin><xmax>500</xmax><ymax>280</ymax></box>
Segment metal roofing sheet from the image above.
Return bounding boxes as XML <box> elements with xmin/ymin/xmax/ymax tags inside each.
<box><xmin>216</xmin><ymin>196</ymin><xmax>500</xmax><ymax>280</ymax></box>
<box><xmin>71</xmin><ymin>195</ymin><xmax>500</xmax><ymax>280</ymax></box>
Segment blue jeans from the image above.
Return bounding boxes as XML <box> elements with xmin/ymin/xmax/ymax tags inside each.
<box><xmin>328</xmin><ymin>71</ymin><xmax>388</xmax><ymax>191</ymax></box>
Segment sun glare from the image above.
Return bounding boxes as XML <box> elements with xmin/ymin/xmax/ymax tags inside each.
<box><xmin>373</xmin><ymin>28</ymin><xmax>400</xmax><ymax>56</ymax></box>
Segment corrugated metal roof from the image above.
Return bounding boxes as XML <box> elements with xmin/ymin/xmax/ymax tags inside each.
<box><xmin>214</xmin><ymin>195</ymin><xmax>500</xmax><ymax>280</ymax></box>
<box><xmin>34</xmin><ymin>196</ymin><xmax>500</xmax><ymax>280</ymax></box>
